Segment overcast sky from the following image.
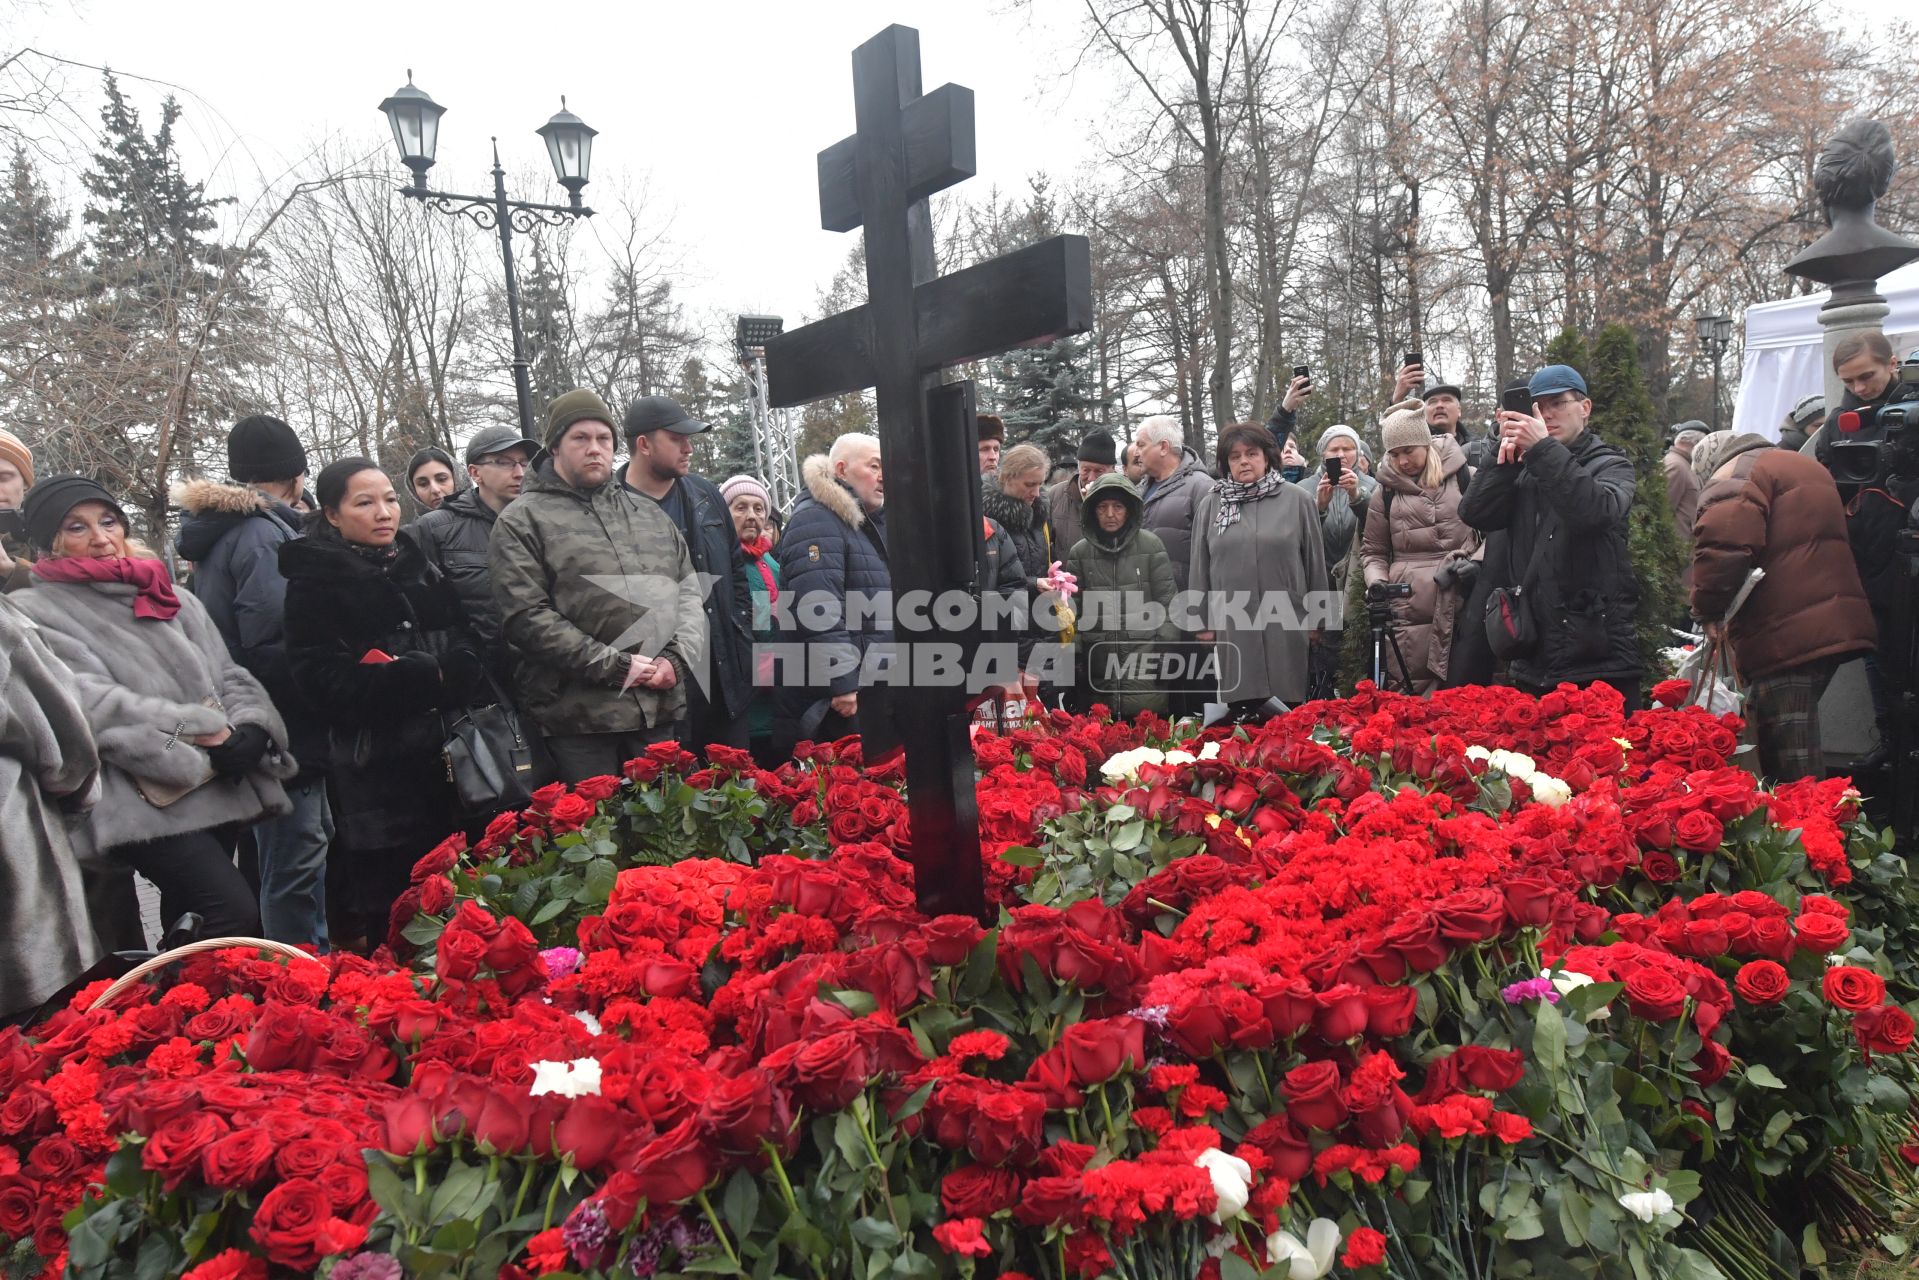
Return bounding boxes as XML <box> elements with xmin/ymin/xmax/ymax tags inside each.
<box><xmin>16</xmin><ymin>0</ymin><xmax>1127</xmax><ymax>332</ymax></box>
<box><xmin>11</xmin><ymin>0</ymin><xmax>1907</xmax><ymax>335</ymax></box>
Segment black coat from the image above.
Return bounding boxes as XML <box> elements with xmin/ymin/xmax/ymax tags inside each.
<box><xmin>279</xmin><ymin>528</ymin><xmax>486</xmax><ymax>853</ymax></box>
<box><xmin>982</xmin><ymin>478</ymin><xmax>1052</xmax><ymax>597</ymax></box>
<box><xmin>1459</xmin><ymin>429</ymin><xmax>1640</xmax><ymax>690</ymax></box>
<box><xmin>1815</xmin><ymin>387</ymin><xmax>1919</xmax><ymax>674</ymax></box>
<box><xmin>412</xmin><ymin>488</ymin><xmax>508</xmax><ymax>677</ymax></box>
<box><xmin>627</xmin><ymin>473</ymin><xmax>755</xmax><ymax>727</ymax></box>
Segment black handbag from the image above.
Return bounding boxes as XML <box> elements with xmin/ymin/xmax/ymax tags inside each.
<box><xmin>1482</xmin><ymin>548</ymin><xmax>1541</xmax><ymax>662</ymax></box>
<box><xmin>443</xmin><ymin>677</ymin><xmax>534</xmax><ymax>815</ymax></box>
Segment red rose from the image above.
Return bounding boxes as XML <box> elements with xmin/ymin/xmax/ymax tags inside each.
<box><xmin>1364</xmin><ymin>985</ymin><xmax>1419</xmax><ymax>1038</ymax></box>
<box><xmin>967</xmin><ymin>1088</ymin><xmax>1045</xmax><ymax>1167</ymax></box>
<box><xmin>1256</xmin><ymin>974</ymin><xmax>1319</xmax><ymax>1039</ymax></box>
<box><xmin>1013</xmin><ymin>1174</ymin><xmax>1088</xmax><ymax>1227</ymax></box>
<box><xmin>1750</xmin><ymin>917</ymin><xmax>1795</xmax><ymax>961</ymax></box>
<box><xmin>1733</xmin><ymin>960</ymin><xmax>1791</xmax><ymax>1006</ymax></box>
<box><xmin>1623</xmin><ymin>968</ymin><xmax>1689</xmax><ymax>1021</ymax></box>
<box><xmin>410</xmin><ymin>834</ymin><xmax>465</xmax><ymax>883</ymax></box>
<box><xmin>1673</xmin><ymin>810</ymin><xmax>1724</xmax><ymax>854</ymax></box>
<box><xmin>1241</xmin><ymin>1115</ymin><xmax>1313</xmax><ymax>1182</ymax></box>
<box><xmin>0</xmin><ymin>1085</ymin><xmax>54</xmax><ymax>1138</ymax></box>
<box><xmin>485</xmin><ymin>917</ymin><xmax>540</xmax><ymax>975</ymax></box>
<box><xmin>273</xmin><ymin>1138</ymin><xmax>336</xmax><ymax>1181</ymax></box>
<box><xmin>791</xmin><ymin>1030</ymin><xmax>873</xmax><ymax>1112</ymax></box>
<box><xmin>1825</xmin><ymin>966</ymin><xmax>1888</xmax><ymax>1013</ymax></box>
<box><xmin>1503</xmin><ymin>876</ymin><xmax>1559</xmax><ymax>927</ymax></box>
<box><xmin>143</xmin><ymin>1111</ymin><xmax>230</xmax><ymax>1187</ymax></box>
<box><xmin>185</xmin><ymin>998</ymin><xmax>256</xmax><ymax>1042</ymax></box>
<box><xmin>317</xmin><ymin>1159</ymin><xmax>368</xmax><ymax>1213</ymax></box>
<box><xmin>0</xmin><ymin>1176</ymin><xmax>37</xmax><ymax>1237</ymax></box>
<box><xmin>628</xmin><ymin>1117</ymin><xmax>716</xmax><ymax>1205</ymax></box>
<box><xmin>1282</xmin><ymin>1060</ymin><xmax>1348</xmax><ymax>1131</ymax></box>
<box><xmin>547</xmin><ymin>793</ymin><xmax>596</xmax><ymax>830</ymax></box>
<box><xmin>922</xmin><ymin>915</ymin><xmax>986</xmax><ymax>966</ymax></box>
<box><xmin>471</xmin><ymin>1086</ymin><xmax>534</xmax><ymax>1155</ymax></box>
<box><xmin>829</xmin><ymin>811</ymin><xmax>868</xmax><ymax>843</ymax></box>
<box><xmin>574</xmin><ymin>774</ymin><xmax>622</xmax><ymax>803</ymax></box>
<box><xmin>247</xmin><ymin>1178</ymin><xmax>337</xmax><ymax>1268</ymax></box>
<box><xmin>436</xmin><ymin>926</ymin><xmax>489</xmax><ymax>983</ymax></box>
<box><xmin>202</xmin><ymin>1128</ymin><xmax>278</xmax><ymax>1189</ymax></box>
<box><xmin>1431</xmin><ymin>887</ymin><xmax>1507</xmax><ymax>943</ymax></box>
<box><xmin>1639</xmin><ymin>852</ymin><xmax>1681</xmax><ymax>884</ymax></box>
<box><xmin>1793</xmin><ymin>912</ymin><xmax>1850</xmax><ymax>955</ymax></box>
<box><xmin>1690</xmin><ymin>1037</ymin><xmax>1732</xmax><ymax>1087</ymax></box>
<box><xmin>1856</xmin><ymin>1005</ymin><xmax>1917</xmax><ymax>1055</ymax></box>
<box><xmin>940</xmin><ymin>1163</ymin><xmax>1021</xmax><ymax>1217</ymax></box>
<box><xmin>418</xmin><ymin>875</ymin><xmax>455</xmax><ymax>916</ymax></box>
<box><xmin>553</xmin><ymin>1097</ymin><xmax>626</xmax><ymax>1173</ymax></box>
<box><xmin>1058</xmin><ymin>1017</ymin><xmax>1145</xmax><ymax>1087</ymax></box>
<box><xmin>25</xmin><ymin>1135</ymin><xmax>85</xmax><ymax>1182</ymax></box>
<box><xmin>380</xmin><ymin>1096</ymin><xmax>437</xmax><ymax>1157</ymax></box>
<box><xmin>1452</xmin><ymin>1046</ymin><xmax>1525</xmax><ymax>1093</ymax></box>
<box><xmin>698</xmin><ymin>1068</ymin><xmax>791</xmax><ymax>1156</ymax></box>
<box><xmin>1313</xmin><ymin>984</ymin><xmax>1370</xmax><ymax>1043</ymax></box>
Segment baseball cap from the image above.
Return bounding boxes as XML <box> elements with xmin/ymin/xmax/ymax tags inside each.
<box><xmin>1527</xmin><ymin>365</ymin><xmax>1589</xmax><ymax>398</ymax></box>
<box><xmin>465</xmin><ymin>423</ymin><xmax>540</xmax><ymax>465</ymax></box>
<box><xmin>623</xmin><ymin>395</ymin><xmax>709</xmax><ymax>439</ymax></box>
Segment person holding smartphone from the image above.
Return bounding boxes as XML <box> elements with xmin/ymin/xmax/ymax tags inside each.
<box><xmin>1457</xmin><ymin>364</ymin><xmax>1643</xmax><ymax>708</ymax></box>
<box><xmin>1292</xmin><ymin>425</ymin><xmax>1378</xmax><ymax>596</ymax></box>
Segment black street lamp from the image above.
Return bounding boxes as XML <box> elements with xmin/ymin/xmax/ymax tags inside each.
<box><xmin>1696</xmin><ymin>313</ymin><xmax>1734</xmax><ymax>431</ymax></box>
<box><xmin>379</xmin><ymin>74</ymin><xmax>597</xmax><ymax>437</ymax></box>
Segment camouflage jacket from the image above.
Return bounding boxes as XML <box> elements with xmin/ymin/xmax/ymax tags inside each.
<box><xmin>489</xmin><ymin>459</ymin><xmax>706</xmax><ymax>736</ymax></box>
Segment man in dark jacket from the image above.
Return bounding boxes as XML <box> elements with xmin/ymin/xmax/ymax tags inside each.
<box><xmin>622</xmin><ymin>395</ymin><xmax>756</xmax><ymax>753</ymax></box>
<box><xmin>1691</xmin><ymin>430</ymin><xmax>1875</xmax><ymax>780</ymax></box>
<box><xmin>1131</xmin><ymin>416</ymin><xmax>1216</xmax><ymax>594</ymax></box>
<box><xmin>172</xmin><ymin>413</ymin><xmax>332</xmax><ymax>948</ymax></box>
<box><xmin>1460</xmin><ymin>363</ymin><xmax>1642</xmax><ymax>708</ymax></box>
<box><xmin>771</xmin><ymin>433</ymin><xmax>890</xmax><ymax>750</ymax></box>
<box><xmin>491</xmin><ymin>391</ymin><xmax>705</xmax><ymax>782</ymax></box>
<box><xmin>414</xmin><ymin>422</ymin><xmax>537</xmax><ymax>682</ymax></box>
<box><xmin>1813</xmin><ymin>331</ymin><xmax>1913</xmax><ymax>759</ymax></box>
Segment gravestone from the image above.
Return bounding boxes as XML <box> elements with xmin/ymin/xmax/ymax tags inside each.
<box><xmin>763</xmin><ymin>24</ymin><xmax>1092</xmax><ymax>919</ymax></box>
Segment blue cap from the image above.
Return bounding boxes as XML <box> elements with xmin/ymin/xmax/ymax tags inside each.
<box><xmin>1528</xmin><ymin>364</ymin><xmax>1588</xmax><ymax>398</ymax></box>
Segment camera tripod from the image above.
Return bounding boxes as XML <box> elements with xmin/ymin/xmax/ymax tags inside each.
<box><xmin>1367</xmin><ymin>604</ymin><xmax>1415</xmax><ymax>694</ymax></box>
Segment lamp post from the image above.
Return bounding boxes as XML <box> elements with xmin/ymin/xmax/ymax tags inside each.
<box><xmin>1696</xmin><ymin>313</ymin><xmax>1734</xmax><ymax>431</ymax></box>
<box><xmin>379</xmin><ymin>74</ymin><xmax>597</xmax><ymax>437</ymax></box>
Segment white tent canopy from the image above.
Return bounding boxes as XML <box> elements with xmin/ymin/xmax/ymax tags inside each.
<box><xmin>1733</xmin><ymin>261</ymin><xmax>1919</xmax><ymax>440</ymax></box>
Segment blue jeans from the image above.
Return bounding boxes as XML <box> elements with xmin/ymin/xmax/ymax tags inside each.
<box><xmin>255</xmin><ymin>778</ymin><xmax>332</xmax><ymax>950</ymax></box>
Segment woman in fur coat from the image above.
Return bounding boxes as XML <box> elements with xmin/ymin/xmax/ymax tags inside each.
<box><xmin>11</xmin><ymin>476</ymin><xmax>295</xmax><ymax>940</ymax></box>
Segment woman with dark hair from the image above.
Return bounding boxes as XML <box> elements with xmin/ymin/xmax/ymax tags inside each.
<box><xmin>280</xmin><ymin>458</ymin><xmax>486</xmax><ymax>949</ymax></box>
<box><xmin>1190</xmin><ymin>424</ymin><xmax>1329</xmax><ymax>717</ymax></box>
<box><xmin>11</xmin><ymin>475</ymin><xmax>293</xmax><ymax>940</ymax></box>
<box><xmin>406</xmin><ymin>446</ymin><xmax>460</xmax><ymax>513</ymax></box>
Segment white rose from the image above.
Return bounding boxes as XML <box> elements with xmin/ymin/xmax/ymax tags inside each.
<box><xmin>528</xmin><ymin>1057</ymin><xmax>603</xmax><ymax>1099</ymax></box>
<box><xmin>1266</xmin><ymin>1219</ymin><xmax>1341</xmax><ymax>1279</ymax></box>
<box><xmin>1616</xmin><ymin>1188</ymin><xmax>1675</xmax><ymax>1223</ymax></box>
<box><xmin>1530</xmin><ymin>775</ymin><xmax>1572</xmax><ymax>807</ymax></box>
<box><xmin>1194</xmin><ymin>1147</ymin><xmax>1252</xmax><ymax>1223</ymax></box>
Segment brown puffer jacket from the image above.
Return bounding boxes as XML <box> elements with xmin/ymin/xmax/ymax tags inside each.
<box><xmin>1359</xmin><ymin>434</ymin><xmax>1479</xmax><ymax>691</ymax></box>
<box><xmin>1690</xmin><ymin>436</ymin><xmax>1876</xmax><ymax>681</ymax></box>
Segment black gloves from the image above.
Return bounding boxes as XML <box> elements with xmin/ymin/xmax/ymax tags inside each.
<box><xmin>1435</xmin><ymin>558</ymin><xmax>1481</xmax><ymax>593</ymax></box>
<box><xmin>438</xmin><ymin>647</ymin><xmax>489</xmax><ymax>706</ymax></box>
<box><xmin>206</xmin><ymin>723</ymin><xmax>273</xmax><ymax>775</ymax></box>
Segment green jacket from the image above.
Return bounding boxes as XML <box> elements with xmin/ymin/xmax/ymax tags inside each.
<box><xmin>489</xmin><ymin>458</ymin><xmax>706</xmax><ymax>736</ymax></box>
<box><xmin>1064</xmin><ymin>472</ymin><xmax>1178</xmax><ymax>717</ymax></box>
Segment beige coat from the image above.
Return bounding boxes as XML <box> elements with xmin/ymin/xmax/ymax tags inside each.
<box><xmin>1360</xmin><ymin>435</ymin><xmax>1480</xmax><ymax>691</ymax></box>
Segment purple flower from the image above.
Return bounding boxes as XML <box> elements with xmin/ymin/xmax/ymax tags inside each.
<box><xmin>542</xmin><ymin>946</ymin><xmax>585</xmax><ymax>981</ymax></box>
<box><xmin>1128</xmin><ymin>1004</ymin><xmax>1172</xmax><ymax>1029</ymax></box>
<box><xmin>330</xmin><ymin>1256</ymin><xmax>403</xmax><ymax>1280</ymax></box>
<box><xmin>564</xmin><ymin>1199</ymin><xmax>613</xmax><ymax>1266</ymax></box>
<box><xmin>1501</xmin><ymin>977</ymin><xmax>1560</xmax><ymax>1005</ymax></box>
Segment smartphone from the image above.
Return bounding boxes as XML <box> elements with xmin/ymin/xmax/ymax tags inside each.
<box><xmin>0</xmin><ymin>508</ymin><xmax>21</xmax><ymax>544</ymax></box>
<box><xmin>1404</xmin><ymin>350</ymin><xmax>1423</xmax><ymax>370</ymax></box>
<box><xmin>1293</xmin><ymin>364</ymin><xmax>1311</xmax><ymax>380</ymax></box>
<box><xmin>1324</xmin><ymin>457</ymin><xmax>1343</xmax><ymax>484</ymax></box>
<box><xmin>1500</xmin><ymin>383</ymin><xmax>1534</xmax><ymax>416</ymax></box>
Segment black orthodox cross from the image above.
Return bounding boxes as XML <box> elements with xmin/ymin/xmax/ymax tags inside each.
<box><xmin>764</xmin><ymin>24</ymin><xmax>1092</xmax><ymax>920</ymax></box>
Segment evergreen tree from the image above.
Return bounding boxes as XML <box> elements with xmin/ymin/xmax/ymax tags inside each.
<box><xmin>0</xmin><ymin>148</ymin><xmax>80</xmax><ymax>463</ymax></box>
<box><xmin>519</xmin><ymin>232</ymin><xmax>574</xmax><ymax>411</ymax></box>
<box><xmin>1001</xmin><ymin>331</ymin><xmax>1111</xmax><ymax>467</ymax></box>
<box><xmin>1587</xmin><ymin>322</ymin><xmax>1686</xmax><ymax>684</ymax></box>
<box><xmin>1544</xmin><ymin>326</ymin><xmax>1591</xmax><ymax>374</ymax></box>
<box><xmin>677</xmin><ymin>357</ymin><xmax>762</xmax><ymax>483</ymax></box>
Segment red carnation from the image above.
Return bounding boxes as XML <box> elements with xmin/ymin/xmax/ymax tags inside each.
<box><xmin>1343</xmin><ymin>1226</ymin><xmax>1389</xmax><ymax>1268</ymax></box>
<box><xmin>932</xmin><ymin>1217</ymin><xmax>994</xmax><ymax>1258</ymax></box>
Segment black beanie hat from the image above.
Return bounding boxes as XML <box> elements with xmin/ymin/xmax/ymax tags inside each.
<box><xmin>227</xmin><ymin>415</ymin><xmax>307</xmax><ymax>484</ymax></box>
<box><xmin>1076</xmin><ymin>430</ymin><xmax>1117</xmax><ymax>466</ymax></box>
<box><xmin>22</xmin><ymin>474</ymin><xmax>126</xmax><ymax>551</ymax></box>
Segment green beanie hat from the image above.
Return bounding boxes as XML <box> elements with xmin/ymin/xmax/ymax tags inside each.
<box><xmin>544</xmin><ymin>389</ymin><xmax>615</xmax><ymax>449</ymax></box>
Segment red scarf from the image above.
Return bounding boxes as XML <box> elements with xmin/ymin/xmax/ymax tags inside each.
<box><xmin>32</xmin><ymin>556</ymin><xmax>182</xmax><ymax>621</ymax></box>
<box><xmin>741</xmin><ymin>537</ymin><xmax>779</xmax><ymax>605</ymax></box>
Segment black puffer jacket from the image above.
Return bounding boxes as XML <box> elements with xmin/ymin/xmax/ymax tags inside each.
<box><xmin>1459</xmin><ymin>429</ymin><xmax>1640</xmax><ymax>691</ymax></box>
<box><xmin>772</xmin><ymin>455</ymin><xmax>891</xmax><ymax>734</ymax></box>
<box><xmin>280</xmin><ymin>527</ymin><xmax>487</xmax><ymax>853</ymax></box>
<box><xmin>1815</xmin><ymin>386</ymin><xmax>1919</xmax><ymax>675</ymax></box>
<box><xmin>413</xmin><ymin>488</ymin><xmax>508</xmax><ymax>677</ymax></box>
<box><xmin>174</xmin><ymin>480</ymin><xmax>327</xmax><ymax>776</ymax></box>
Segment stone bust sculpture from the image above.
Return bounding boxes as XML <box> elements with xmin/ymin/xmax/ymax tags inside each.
<box><xmin>1787</xmin><ymin>119</ymin><xmax>1919</xmax><ymax>288</ymax></box>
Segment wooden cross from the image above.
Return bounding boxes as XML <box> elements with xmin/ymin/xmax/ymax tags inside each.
<box><xmin>764</xmin><ymin>24</ymin><xmax>1092</xmax><ymax>920</ymax></box>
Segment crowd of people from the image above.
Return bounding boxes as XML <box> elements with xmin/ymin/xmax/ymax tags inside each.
<box><xmin>0</xmin><ymin>332</ymin><xmax>1904</xmax><ymax>1019</ymax></box>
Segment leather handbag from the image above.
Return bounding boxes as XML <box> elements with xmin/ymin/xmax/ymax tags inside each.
<box><xmin>443</xmin><ymin>677</ymin><xmax>534</xmax><ymax>815</ymax></box>
<box><xmin>1483</xmin><ymin>549</ymin><xmax>1542</xmax><ymax>663</ymax></box>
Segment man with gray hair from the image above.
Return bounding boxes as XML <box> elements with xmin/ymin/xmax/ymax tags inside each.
<box><xmin>1665</xmin><ymin>422</ymin><xmax>1706</xmax><ymax>595</ymax></box>
<box><xmin>1130</xmin><ymin>416</ymin><xmax>1215</xmax><ymax>593</ymax></box>
<box><xmin>771</xmin><ymin>432</ymin><xmax>891</xmax><ymax>750</ymax></box>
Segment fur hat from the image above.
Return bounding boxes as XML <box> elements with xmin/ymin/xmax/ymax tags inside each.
<box><xmin>1379</xmin><ymin>399</ymin><xmax>1433</xmax><ymax>455</ymax></box>
<box><xmin>977</xmin><ymin>413</ymin><xmax>1005</xmax><ymax>444</ymax></box>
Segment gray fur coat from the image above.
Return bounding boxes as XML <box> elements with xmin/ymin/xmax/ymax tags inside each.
<box><xmin>0</xmin><ymin>596</ymin><xmax>100</xmax><ymax>1016</ymax></box>
<box><xmin>9</xmin><ymin>579</ymin><xmax>296</xmax><ymax>860</ymax></box>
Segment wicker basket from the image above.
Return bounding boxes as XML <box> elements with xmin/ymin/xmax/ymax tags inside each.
<box><xmin>84</xmin><ymin>937</ymin><xmax>324</xmax><ymax>1010</ymax></box>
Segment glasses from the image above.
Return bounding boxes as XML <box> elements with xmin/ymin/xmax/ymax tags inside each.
<box><xmin>478</xmin><ymin>455</ymin><xmax>530</xmax><ymax>472</ymax></box>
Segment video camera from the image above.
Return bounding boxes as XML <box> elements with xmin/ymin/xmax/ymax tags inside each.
<box><xmin>1365</xmin><ymin>580</ymin><xmax>1412</xmax><ymax>609</ymax></box>
<box><xmin>1828</xmin><ymin>357</ymin><xmax>1919</xmax><ymax>488</ymax></box>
